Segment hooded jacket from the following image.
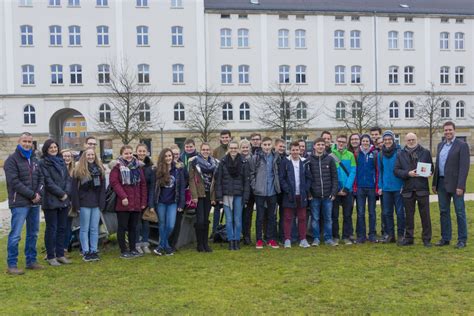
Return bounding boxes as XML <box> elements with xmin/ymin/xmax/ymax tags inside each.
<box><xmin>330</xmin><ymin>147</ymin><xmax>356</xmax><ymax>192</ymax></box>
<box><xmin>378</xmin><ymin>146</ymin><xmax>404</xmax><ymax>192</ymax></box>
<box><xmin>356</xmin><ymin>145</ymin><xmax>378</xmax><ymax>189</ymax></box>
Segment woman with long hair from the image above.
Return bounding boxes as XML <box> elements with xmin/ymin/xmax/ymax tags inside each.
<box><xmin>61</xmin><ymin>149</ymin><xmax>75</xmax><ymax>254</ymax></box>
<box><xmin>72</xmin><ymin>148</ymin><xmax>106</xmax><ymax>262</ymax></box>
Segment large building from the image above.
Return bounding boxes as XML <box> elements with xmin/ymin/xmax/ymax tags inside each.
<box><xmin>0</xmin><ymin>0</ymin><xmax>473</xmax><ymax>159</ymax></box>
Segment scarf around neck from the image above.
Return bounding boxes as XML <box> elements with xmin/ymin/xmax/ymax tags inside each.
<box><xmin>117</xmin><ymin>157</ymin><xmax>141</xmax><ymax>185</ymax></box>
<box><xmin>17</xmin><ymin>144</ymin><xmax>33</xmax><ymax>160</ymax></box>
<box><xmin>195</xmin><ymin>154</ymin><xmax>217</xmax><ymax>175</ymax></box>
<box><xmin>47</xmin><ymin>154</ymin><xmax>65</xmax><ymax>174</ymax></box>
<box><xmin>225</xmin><ymin>153</ymin><xmax>242</xmax><ymax>178</ymax></box>
<box><xmin>382</xmin><ymin>143</ymin><xmax>397</xmax><ymax>158</ymax></box>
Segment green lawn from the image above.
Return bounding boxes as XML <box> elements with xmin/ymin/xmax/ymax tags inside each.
<box><xmin>0</xmin><ymin>181</ymin><xmax>6</xmax><ymax>202</ymax></box>
<box><xmin>0</xmin><ymin>202</ymin><xmax>473</xmax><ymax>314</ymax></box>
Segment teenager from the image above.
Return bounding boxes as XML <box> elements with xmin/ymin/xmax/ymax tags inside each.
<box><xmin>250</xmin><ymin>132</ymin><xmax>262</xmax><ymax>155</ymax></box>
<box><xmin>240</xmin><ymin>139</ymin><xmax>254</xmax><ymax>245</ymax></box>
<box><xmin>72</xmin><ymin>148</ymin><xmax>106</xmax><ymax>262</ymax></box>
<box><xmin>61</xmin><ymin>149</ymin><xmax>75</xmax><ymax>253</ymax></box>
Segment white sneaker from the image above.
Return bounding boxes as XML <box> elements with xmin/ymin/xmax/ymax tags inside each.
<box><xmin>135</xmin><ymin>246</ymin><xmax>144</xmax><ymax>254</ymax></box>
<box><xmin>299</xmin><ymin>239</ymin><xmax>310</xmax><ymax>248</ymax></box>
<box><xmin>311</xmin><ymin>239</ymin><xmax>320</xmax><ymax>247</ymax></box>
<box><xmin>284</xmin><ymin>239</ymin><xmax>291</xmax><ymax>248</ymax></box>
<box><xmin>142</xmin><ymin>246</ymin><xmax>151</xmax><ymax>254</ymax></box>
<box><xmin>343</xmin><ymin>238</ymin><xmax>353</xmax><ymax>245</ymax></box>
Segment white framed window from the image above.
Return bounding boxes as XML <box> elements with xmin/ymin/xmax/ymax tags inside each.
<box><xmin>21</xmin><ymin>64</ymin><xmax>34</xmax><ymax>85</ymax></box>
<box><xmin>51</xmin><ymin>64</ymin><xmax>63</xmax><ymax>84</ymax></box>
<box><xmin>49</xmin><ymin>0</ymin><xmax>61</xmax><ymax>6</ymax></box>
<box><xmin>139</xmin><ymin>102</ymin><xmax>151</xmax><ymax>122</ymax></box>
<box><xmin>456</xmin><ymin>101</ymin><xmax>465</xmax><ymax>118</ymax></box>
<box><xmin>174</xmin><ymin>102</ymin><xmax>185</xmax><ymax>121</ymax></box>
<box><xmin>440</xmin><ymin>66</ymin><xmax>450</xmax><ymax>84</ymax></box>
<box><xmin>389</xmin><ymin>66</ymin><xmax>399</xmax><ymax>84</ymax></box>
<box><xmin>389</xmin><ymin>101</ymin><xmax>399</xmax><ymax>118</ymax></box>
<box><xmin>278</xmin><ymin>29</ymin><xmax>289</xmax><ymax>48</ymax></box>
<box><xmin>68</xmin><ymin>25</ymin><xmax>81</xmax><ymax>46</ymax></box>
<box><xmin>98</xmin><ymin>64</ymin><xmax>110</xmax><ymax>84</ymax></box>
<box><xmin>440</xmin><ymin>101</ymin><xmax>450</xmax><ymax>118</ymax></box>
<box><xmin>221</xmin><ymin>65</ymin><xmax>232</xmax><ymax>84</ymax></box>
<box><xmin>239</xmin><ymin>102</ymin><xmax>250</xmax><ymax>121</ymax></box>
<box><xmin>295</xmin><ymin>29</ymin><xmax>306</xmax><ymax>48</ymax></box>
<box><xmin>70</xmin><ymin>64</ymin><xmax>82</xmax><ymax>84</ymax></box>
<box><xmin>238</xmin><ymin>65</ymin><xmax>249</xmax><ymax>84</ymax></box>
<box><xmin>138</xmin><ymin>64</ymin><xmax>150</xmax><ymax>83</ymax></box>
<box><xmin>68</xmin><ymin>0</ymin><xmax>80</xmax><ymax>6</ymax></box>
<box><xmin>172</xmin><ymin>64</ymin><xmax>184</xmax><ymax>83</ymax></box>
<box><xmin>351</xmin><ymin>65</ymin><xmax>361</xmax><ymax>84</ymax></box>
<box><xmin>171</xmin><ymin>26</ymin><xmax>183</xmax><ymax>46</ymax></box>
<box><xmin>335</xmin><ymin>65</ymin><xmax>345</xmax><ymax>84</ymax></box>
<box><xmin>20</xmin><ymin>25</ymin><xmax>33</xmax><ymax>46</ymax></box>
<box><xmin>97</xmin><ymin>25</ymin><xmax>109</xmax><ymax>46</ymax></box>
<box><xmin>280</xmin><ymin>102</ymin><xmax>290</xmax><ymax>120</ymax></box>
<box><xmin>23</xmin><ymin>105</ymin><xmax>36</xmax><ymax>125</ymax></box>
<box><xmin>454</xmin><ymin>32</ymin><xmax>464</xmax><ymax>50</ymax></box>
<box><xmin>404</xmin><ymin>66</ymin><xmax>414</xmax><ymax>84</ymax></box>
<box><xmin>352</xmin><ymin>101</ymin><xmax>362</xmax><ymax>117</ymax></box>
<box><xmin>137</xmin><ymin>26</ymin><xmax>149</xmax><ymax>46</ymax></box>
<box><xmin>334</xmin><ymin>30</ymin><xmax>345</xmax><ymax>48</ymax></box>
<box><xmin>404</xmin><ymin>31</ymin><xmax>414</xmax><ymax>49</ymax></box>
<box><xmin>296</xmin><ymin>101</ymin><xmax>307</xmax><ymax>120</ymax></box>
<box><xmin>171</xmin><ymin>0</ymin><xmax>182</xmax><ymax>8</ymax></box>
<box><xmin>388</xmin><ymin>31</ymin><xmax>398</xmax><ymax>49</ymax></box>
<box><xmin>96</xmin><ymin>0</ymin><xmax>108</xmax><ymax>6</ymax></box>
<box><xmin>279</xmin><ymin>65</ymin><xmax>290</xmax><ymax>83</ymax></box>
<box><xmin>440</xmin><ymin>32</ymin><xmax>449</xmax><ymax>50</ymax></box>
<box><xmin>19</xmin><ymin>0</ymin><xmax>33</xmax><ymax>6</ymax></box>
<box><xmin>237</xmin><ymin>28</ymin><xmax>249</xmax><ymax>48</ymax></box>
<box><xmin>222</xmin><ymin>102</ymin><xmax>233</xmax><ymax>120</ymax></box>
<box><xmin>405</xmin><ymin>101</ymin><xmax>414</xmax><ymax>118</ymax></box>
<box><xmin>455</xmin><ymin>66</ymin><xmax>464</xmax><ymax>84</ymax></box>
<box><xmin>336</xmin><ymin>101</ymin><xmax>346</xmax><ymax>120</ymax></box>
<box><xmin>295</xmin><ymin>65</ymin><xmax>306</xmax><ymax>84</ymax></box>
<box><xmin>350</xmin><ymin>30</ymin><xmax>360</xmax><ymax>49</ymax></box>
<box><xmin>136</xmin><ymin>0</ymin><xmax>148</xmax><ymax>7</ymax></box>
<box><xmin>220</xmin><ymin>28</ymin><xmax>232</xmax><ymax>48</ymax></box>
<box><xmin>49</xmin><ymin>25</ymin><xmax>62</xmax><ymax>46</ymax></box>
<box><xmin>99</xmin><ymin>103</ymin><xmax>111</xmax><ymax>122</ymax></box>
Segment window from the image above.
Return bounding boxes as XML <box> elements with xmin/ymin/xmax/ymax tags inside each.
<box><xmin>220</xmin><ymin>28</ymin><xmax>232</xmax><ymax>48</ymax></box>
<box><xmin>239</xmin><ymin>102</ymin><xmax>250</xmax><ymax>121</ymax></box>
<box><xmin>238</xmin><ymin>14</ymin><xmax>248</xmax><ymax>19</ymax></box>
<box><xmin>296</xmin><ymin>65</ymin><xmax>306</xmax><ymax>84</ymax></box>
<box><xmin>49</xmin><ymin>0</ymin><xmax>60</xmax><ymax>6</ymax></box>
<box><xmin>64</xmin><ymin>132</ymin><xmax>76</xmax><ymax>138</ymax></box>
<box><xmin>139</xmin><ymin>103</ymin><xmax>150</xmax><ymax>122</ymax></box>
<box><xmin>68</xmin><ymin>25</ymin><xmax>81</xmax><ymax>46</ymax></box>
<box><xmin>296</xmin><ymin>102</ymin><xmax>307</xmax><ymax>120</ymax></box>
<box><xmin>171</xmin><ymin>26</ymin><xmax>183</xmax><ymax>46</ymax></box>
<box><xmin>405</xmin><ymin>101</ymin><xmax>414</xmax><ymax>118</ymax></box>
<box><xmin>334</xmin><ymin>30</ymin><xmax>344</xmax><ymax>48</ymax></box>
<box><xmin>404</xmin><ymin>66</ymin><xmax>414</xmax><ymax>84</ymax></box>
<box><xmin>49</xmin><ymin>25</ymin><xmax>62</xmax><ymax>45</ymax></box>
<box><xmin>441</xmin><ymin>18</ymin><xmax>449</xmax><ymax>23</ymax></box>
<box><xmin>98</xmin><ymin>64</ymin><xmax>110</xmax><ymax>84</ymax></box>
<box><xmin>23</xmin><ymin>105</ymin><xmax>36</xmax><ymax>124</ymax></box>
<box><xmin>388</xmin><ymin>31</ymin><xmax>398</xmax><ymax>49</ymax></box>
<box><xmin>454</xmin><ymin>32</ymin><xmax>464</xmax><ymax>50</ymax></box>
<box><xmin>238</xmin><ymin>65</ymin><xmax>249</xmax><ymax>84</ymax></box>
<box><xmin>440</xmin><ymin>66</ymin><xmax>450</xmax><ymax>84</ymax></box>
<box><xmin>221</xmin><ymin>65</ymin><xmax>232</xmax><ymax>84</ymax></box>
<box><xmin>279</xmin><ymin>14</ymin><xmax>288</xmax><ymax>20</ymax></box>
<box><xmin>172</xmin><ymin>64</ymin><xmax>184</xmax><ymax>83</ymax></box>
<box><xmin>222</xmin><ymin>103</ymin><xmax>233</xmax><ymax>120</ymax></box>
<box><xmin>238</xmin><ymin>28</ymin><xmax>249</xmax><ymax>48</ymax></box>
<box><xmin>279</xmin><ymin>65</ymin><xmax>290</xmax><ymax>83</ymax></box>
<box><xmin>404</xmin><ymin>31</ymin><xmax>414</xmax><ymax>49</ymax></box>
<box><xmin>336</xmin><ymin>101</ymin><xmax>346</xmax><ymax>120</ymax></box>
<box><xmin>68</xmin><ymin>0</ymin><xmax>80</xmax><ymax>6</ymax></box>
<box><xmin>20</xmin><ymin>25</ymin><xmax>33</xmax><ymax>45</ymax></box>
<box><xmin>389</xmin><ymin>66</ymin><xmax>399</xmax><ymax>84</ymax></box>
<box><xmin>70</xmin><ymin>64</ymin><xmax>82</xmax><ymax>84</ymax></box>
<box><xmin>456</xmin><ymin>101</ymin><xmax>465</xmax><ymax>118</ymax></box>
<box><xmin>21</xmin><ymin>65</ymin><xmax>34</xmax><ymax>85</ymax></box>
<box><xmin>295</xmin><ymin>29</ymin><xmax>306</xmax><ymax>48</ymax></box>
<box><xmin>96</xmin><ymin>0</ymin><xmax>108</xmax><ymax>6</ymax></box>
<box><xmin>137</xmin><ymin>26</ymin><xmax>149</xmax><ymax>46</ymax></box>
<box><xmin>351</xmin><ymin>16</ymin><xmax>360</xmax><ymax>21</ymax></box>
<box><xmin>51</xmin><ymin>64</ymin><xmax>63</xmax><ymax>84</ymax></box>
<box><xmin>350</xmin><ymin>30</ymin><xmax>360</xmax><ymax>49</ymax></box>
<box><xmin>280</xmin><ymin>102</ymin><xmax>290</xmax><ymax>120</ymax></box>
<box><xmin>351</xmin><ymin>65</ymin><xmax>361</xmax><ymax>84</ymax></box>
<box><xmin>19</xmin><ymin>0</ymin><xmax>33</xmax><ymax>6</ymax></box>
<box><xmin>136</xmin><ymin>0</ymin><xmax>148</xmax><ymax>7</ymax></box>
<box><xmin>335</xmin><ymin>65</ymin><xmax>345</xmax><ymax>84</ymax></box>
<box><xmin>335</xmin><ymin>16</ymin><xmax>344</xmax><ymax>21</ymax></box>
<box><xmin>221</xmin><ymin>14</ymin><xmax>230</xmax><ymax>19</ymax></box>
<box><xmin>455</xmin><ymin>66</ymin><xmax>464</xmax><ymax>84</ymax></box>
<box><xmin>440</xmin><ymin>32</ymin><xmax>449</xmax><ymax>50</ymax></box>
<box><xmin>97</xmin><ymin>25</ymin><xmax>109</xmax><ymax>46</ymax></box>
<box><xmin>352</xmin><ymin>101</ymin><xmax>362</xmax><ymax>117</ymax></box>
<box><xmin>138</xmin><ymin>64</ymin><xmax>150</xmax><ymax>83</ymax></box>
<box><xmin>278</xmin><ymin>29</ymin><xmax>289</xmax><ymax>48</ymax></box>
<box><xmin>405</xmin><ymin>17</ymin><xmax>413</xmax><ymax>22</ymax></box>
<box><xmin>174</xmin><ymin>102</ymin><xmax>185</xmax><ymax>121</ymax></box>
<box><xmin>389</xmin><ymin>16</ymin><xmax>398</xmax><ymax>22</ymax></box>
<box><xmin>389</xmin><ymin>101</ymin><xmax>399</xmax><ymax>118</ymax></box>
<box><xmin>456</xmin><ymin>18</ymin><xmax>464</xmax><ymax>24</ymax></box>
<box><xmin>99</xmin><ymin>103</ymin><xmax>111</xmax><ymax>122</ymax></box>
<box><xmin>441</xmin><ymin>101</ymin><xmax>450</xmax><ymax>118</ymax></box>
<box><xmin>171</xmin><ymin>0</ymin><xmax>182</xmax><ymax>8</ymax></box>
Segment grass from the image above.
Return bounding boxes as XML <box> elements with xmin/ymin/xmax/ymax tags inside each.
<box><xmin>0</xmin><ymin>202</ymin><xmax>473</xmax><ymax>314</ymax></box>
<box><xmin>0</xmin><ymin>181</ymin><xmax>6</xmax><ymax>202</ymax></box>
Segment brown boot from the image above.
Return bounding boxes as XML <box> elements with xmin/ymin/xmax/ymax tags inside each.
<box><xmin>26</xmin><ymin>262</ymin><xmax>44</xmax><ymax>270</ymax></box>
<box><xmin>7</xmin><ymin>267</ymin><xmax>25</xmax><ymax>275</ymax></box>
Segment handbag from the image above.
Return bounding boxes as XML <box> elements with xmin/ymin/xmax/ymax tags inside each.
<box><xmin>185</xmin><ymin>188</ymin><xmax>197</xmax><ymax>210</ymax></box>
<box><xmin>142</xmin><ymin>207</ymin><xmax>158</xmax><ymax>223</ymax></box>
<box><xmin>104</xmin><ymin>184</ymin><xmax>117</xmax><ymax>212</ymax></box>
<box><xmin>68</xmin><ymin>206</ymin><xmax>79</xmax><ymax>218</ymax></box>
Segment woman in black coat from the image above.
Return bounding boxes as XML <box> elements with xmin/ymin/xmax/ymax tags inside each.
<box><xmin>39</xmin><ymin>139</ymin><xmax>72</xmax><ymax>266</ymax></box>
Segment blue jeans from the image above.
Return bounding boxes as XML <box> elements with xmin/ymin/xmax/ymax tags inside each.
<box><xmin>356</xmin><ymin>188</ymin><xmax>376</xmax><ymax>239</ymax></box>
<box><xmin>212</xmin><ymin>204</ymin><xmax>222</xmax><ymax>234</ymax></box>
<box><xmin>310</xmin><ymin>198</ymin><xmax>333</xmax><ymax>242</ymax></box>
<box><xmin>157</xmin><ymin>203</ymin><xmax>177</xmax><ymax>249</ymax></box>
<box><xmin>437</xmin><ymin>178</ymin><xmax>468</xmax><ymax>243</ymax></box>
<box><xmin>7</xmin><ymin>206</ymin><xmax>40</xmax><ymax>268</ymax></box>
<box><xmin>79</xmin><ymin>207</ymin><xmax>101</xmax><ymax>253</ymax></box>
<box><xmin>136</xmin><ymin>218</ymin><xmax>150</xmax><ymax>243</ymax></box>
<box><xmin>382</xmin><ymin>191</ymin><xmax>405</xmax><ymax>237</ymax></box>
<box><xmin>223</xmin><ymin>196</ymin><xmax>243</xmax><ymax>241</ymax></box>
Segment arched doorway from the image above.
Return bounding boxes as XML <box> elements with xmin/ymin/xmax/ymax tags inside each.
<box><xmin>49</xmin><ymin>108</ymin><xmax>87</xmax><ymax>150</ymax></box>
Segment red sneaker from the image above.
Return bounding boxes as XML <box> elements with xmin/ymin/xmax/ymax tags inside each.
<box><xmin>267</xmin><ymin>240</ymin><xmax>280</xmax><ymax>249</ymax></box>
<box><xmin>255</xmin><ymin>240</ymin><xmax>264</xmax><ymax>249</ymax></box>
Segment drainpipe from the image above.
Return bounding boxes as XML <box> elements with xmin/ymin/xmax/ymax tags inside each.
<box><xmin>373</xmin><ymin>11</ymin><xmax>379</xmax><ymax>125</ymax></box>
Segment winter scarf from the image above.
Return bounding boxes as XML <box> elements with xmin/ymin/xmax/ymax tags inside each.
<box><xmin>194</xmin><ymin>154</ymin><xmax>217</xmax><ymax>190</ymax></box>
<box><xmin>406</xmin><ymin>144</ymin><xmax>420</xmax><ymax>162</ymax></box>
<box><xmin>17</xmin><ymin>144</ymin><xmax>32</xmax><ymax>160</ymax></box>
<box><xmin>117</xmin><ymin>157</ymin><xmax>142</xmax><ymax>185</ymax></box>
<box><xmin>382</xmin><ymin>143</ymin><xmax>397</xmax><ymax>158</ymax></box>
<box><xmin>226</xmin><ymin>153</ymin><xmax>242</xmax><ymax>178</ymax></box>
<box><xmin>88</xmin><ymin>162</ymin><xmax>102</xmax><ymax>187</ymax></box>
<box><xmin>47</xmin><ymin>154</ymin><xmax>66</xmax><ymax>175</ymax></box>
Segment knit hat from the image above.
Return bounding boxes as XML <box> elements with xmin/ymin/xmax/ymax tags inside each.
<box><xmin>382</xmin><ymin>130</ymin><xmax>395</xmax><ymax>140</ymax></box>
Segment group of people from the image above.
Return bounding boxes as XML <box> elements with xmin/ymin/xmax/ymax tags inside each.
<box><xmin>4</xmin><ymin>121</ymin><xmax>469</xmax><ymax>275</ymax></box>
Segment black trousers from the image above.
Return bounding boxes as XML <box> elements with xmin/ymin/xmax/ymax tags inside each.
<box><xmin>168</xmin><ymin>211</ymin><xmax>183</xmax><ymax>248</ymax></box>
<box><xmin>117</xmin><ymin>211</ymin><xmax>140</xmax><ymax>253</ymax></box>
<box><xmin>196</xmin><ymin>192</ymin><xmax>212</xmax><ymax>226</ymax></box>
<box><xmin>403</xmin><ymin>193</ymin><xmax>432</xmax><ymax>242</ymax></box>
<box><xmin>44</xmin><ymin>207</ymin><xmax>69</xmax><ymax>259</ymax></box>
<box><xmin>242</xmin><ymin>193</ymin><xmax>255</xmax><ymax>239</ymax></box>
<box><xmin>332</xmin><ymin>194</ymin><xmax>354</xmax><ymax>239</ymax></box>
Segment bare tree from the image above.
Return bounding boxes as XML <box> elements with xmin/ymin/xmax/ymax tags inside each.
<box><xmin>95</xmin><ymin>61</ymin><xmax>160</xmax><ymax>145</ymax></box>
<box><xmin>181</xmin><ymin>88</ymin><xmax>227</xmax><ymax>142</ymax></box>
<box><xmin>415</xmin><ymin>82</ymin><xmax>449</xmax><ymax>153</ymax></box>
<box><xmin>254</xmin><ymin>84</ymin><xmax>318</xmax><ymax>141</ymax></box>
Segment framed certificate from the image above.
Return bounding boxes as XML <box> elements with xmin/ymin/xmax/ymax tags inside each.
<box><xmin>416</xmin><ymin>162</ymin><xmax>431</xmax><ymax>178</ymax></box>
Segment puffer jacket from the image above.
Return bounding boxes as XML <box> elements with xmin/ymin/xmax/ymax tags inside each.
<box><xmin>394</xmin><ymin>145</ymin><xmax>433</xmax><ymax>194</ymax></box>
<box><xmin>215</xmin><ymin>154</ymin><xmax>250</xmax><ymax>203</ymax></box>
<box><xmin>39</xmin><ymin>156</ymin><xmax>71</xmax><ymax>210</ymax></box>
<box><xmin>249</xmin><ymin>150</ymin><xmax>281</xmax><ymax>196</ymax></box>
<box><xmin>356</xmin><ymin>146</ymin><xmax>378</xmax><ymax>189</ymax></box>
<box><xmin>279</xmin><ymin>156</ymin><xmax>311</xmax><ymax>208</ymax></box>
<box><xmin>4</xmin><ymin>148</ymin><xmax>44</xmax><ymax>208</ymax></box>
<box><xmin>109</xmin><ymin>163</ymin><xmax>147</xmax><ymax>212</ymax></box>
<box><xmin>307</xmin><ymin>153</ymin><xmax>338</xmax><ymax>198</ymax></box>
<box><xmin>330</xmin><ymin>147</ymin><xmax>356</xmax><ymax>192</ymax></box>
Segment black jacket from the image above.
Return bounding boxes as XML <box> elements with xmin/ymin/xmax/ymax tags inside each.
<box><xmin>71</xmin><ymin>175</ymin><xmax>106</xmax><ymax>210</ymax></box>
<box><xmin>215</xmin><ymin>154</ymin><xmax>250</xmax><ymax>203</ymax></box>
<box><xmin>39</xmin><ymin>156</ymin><xmax>72</xmax><ymax>210</ymax></box>
<box><xmin>308</xmin><ymin>153</ymin><xmax>338</xmax><ymax>198</ymax></box>
<box><xmin>394</xmin><ymin>145</ymin><xmax>433</xmax><ymax>194</ymax></box>
<box><xmin>4</xmin><ymin>148</ymin><xmax>44</xmax><ymax>208</ymax></box>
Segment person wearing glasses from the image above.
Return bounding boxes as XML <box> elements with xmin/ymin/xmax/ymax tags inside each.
<box><xmin>250</xmin><ymin>133</ymin><xmax>262</xmax><ymax>155</ymax></box>
<box><xmin>76</xmin><ymin>136</ymin><xmax>98</xmax><ymax>162</ymax></box>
